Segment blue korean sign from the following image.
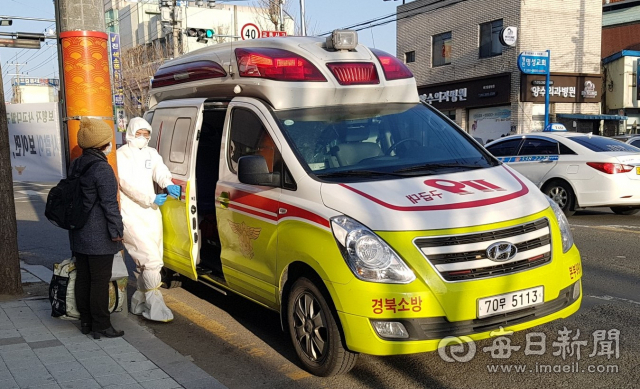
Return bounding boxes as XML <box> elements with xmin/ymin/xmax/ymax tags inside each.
<box><xmin>109</xmin><ymin>33</ymin><xmax>124</xmax><ymax>108</ymax></box>
<box><xmin>518</xmin><ymin>51</ymin><xmax>550</xmax><ymax>75</ymax></box>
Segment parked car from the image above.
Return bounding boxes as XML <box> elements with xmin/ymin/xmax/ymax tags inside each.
<box><xmin>485</xmin><ymin>132</ymin><xmax>640</xmax><ymax>216</ymax></box>
<box><xmin>611</xmin><ymin>134</ymin><xmax>640</xmax><ymax>148</ymax></box>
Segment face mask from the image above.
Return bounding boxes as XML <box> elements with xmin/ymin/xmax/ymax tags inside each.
<box><xmin>103</xmin><ymin>142</ymin><xmax>113</xmax><ymax>156</ymax></box>
<box><xmin>131</xmin><ymin>136</ymin><xmax>149</xmax><ymax>149</ymax></box>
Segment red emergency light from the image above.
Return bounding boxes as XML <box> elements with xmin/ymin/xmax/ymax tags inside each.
<box><xmin>326</xmin><ymin>62</ymin><xmax>379</xmax><ymax>85</ymax></box>
<box><xmin>152</xmin><ymin>60</ymin><xmax>227</xmax><ymax>88</ymax></box>
<box><xmin>370</xmin><ymin>48</ymin><xmax>413</xmax><ymax>81</ymax></box>
<box><xmin>235</xmin><ymin>48</ymin><xmax>327</xmax><ymax>82</ymax></box>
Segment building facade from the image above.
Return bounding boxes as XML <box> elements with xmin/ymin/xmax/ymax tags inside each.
<box><xmin>11</xmin><ymin>78</ymin><xmax>59</xmax><ymax>104</ymax></box>
<box><xmin>602</xmin><ymin>0</ymin><xmax>640</xmax><ymax>58</ymax></box>
<box><xmin>397</xmin><ymin>0</ymin><xmax>606</xmax><ymax>144</ymax></box>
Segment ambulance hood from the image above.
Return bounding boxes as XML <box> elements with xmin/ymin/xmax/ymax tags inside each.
<box><xmin>320</xmin><ymin>165</ymin><xmax>549</xmax><ymax>231</ymax></box>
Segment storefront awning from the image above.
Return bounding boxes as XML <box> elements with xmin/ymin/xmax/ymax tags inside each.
<box><xmin>556</xmin><ymin>114</ymin><xmax>628</xmax><ymax>121</ymax></box>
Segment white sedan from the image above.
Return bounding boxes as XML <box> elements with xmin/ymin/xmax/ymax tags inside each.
<box><xmin>485</xmin><ymin>132</ymin><xmax>640</xmax><ymax>216</ymax></box>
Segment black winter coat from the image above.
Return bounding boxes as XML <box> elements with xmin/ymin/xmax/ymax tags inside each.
<box><xmin>68</xmin><ymin>149</ymin><xmax>124</xmax><ymax>255</ymax></box>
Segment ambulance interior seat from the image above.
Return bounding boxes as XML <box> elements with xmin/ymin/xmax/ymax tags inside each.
<box><xmin>196</xmin><ymin>109</ymin><xmax>225</xmax><ymax>274</ymax></box>
<box><xmin>333</xmin><ymin>126</ymin><xmax>384</xmax><ymax>166</ymax></box>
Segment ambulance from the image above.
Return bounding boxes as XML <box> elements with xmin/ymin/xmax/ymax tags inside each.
<box><xmin>145</xmin><ymin>30</ymin><xmax>582</xmax><ymax>376</ymax></box>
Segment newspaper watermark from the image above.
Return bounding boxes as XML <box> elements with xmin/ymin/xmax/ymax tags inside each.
<box><xmin>438</xmin><ymin>327</ymin><xmax>621</xmax><ymax>374</ymax></box>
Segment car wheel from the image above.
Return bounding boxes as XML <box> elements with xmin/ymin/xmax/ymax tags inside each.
<box><xmin>160</xmin><ymin>267</ymin><xmax>182</xmax><ymax>289</ymax></box>
<box><xmin>543</xmin><ymin>180</ymin><xmax>575</xmax><ymax>217</ymax></box>
<box><xmin>287</xmin><ymin>277</ymin><xmax>358</xmax><ymax>377</ymax></box>
<box><xmin>610</xmin><ymin>206</ymin><xmax>640</xmax><ymax>215</ymax></box>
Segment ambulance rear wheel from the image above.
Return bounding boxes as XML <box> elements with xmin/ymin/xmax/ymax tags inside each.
<box><xmin>287</xmin><ymin>277</ymin><xmax>358</xmax><ymax>377</ymax></box>
<box><xmin>160</xmin><ymin>267</ymin><xmax>182</xmax><ymax>289</ymax></box>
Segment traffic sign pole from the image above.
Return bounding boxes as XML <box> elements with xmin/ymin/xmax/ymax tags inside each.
<box><xmin>545</xmin><ymin>50</ymin><xmax>550</xmax><ymax>127</ymax></box>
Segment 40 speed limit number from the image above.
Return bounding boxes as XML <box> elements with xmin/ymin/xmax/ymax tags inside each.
<box><xmin>241</xmin><ymin>23</ymin><xmax>260</xmax><ymax>40</ymax></box>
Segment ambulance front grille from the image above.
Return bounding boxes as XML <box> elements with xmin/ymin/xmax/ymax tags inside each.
<box><xmin>414</xmin><ymin>218</ymin><xmax>551</xmax><ymax>282</ymax></box>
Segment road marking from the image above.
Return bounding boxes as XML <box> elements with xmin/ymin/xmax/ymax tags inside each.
<box><xmin>586</xmin><ymin>295</ymin><xmax>640</xmax><ymax>306</ymax></box>
<box><xmin>571</xmin><ymin>224</ymin><xmax>640</xmax><ymax>234</ymax></box>
<box><xmin>162</xmin><ymin>293</ymin><xmax>312</xmax><ymax>381</ymax></box>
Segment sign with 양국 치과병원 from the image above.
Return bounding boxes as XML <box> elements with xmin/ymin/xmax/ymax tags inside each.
<box><xmin>6</xmin><ymin>102</ymin><xmax>66</xmax><ymax>182</ymax></box>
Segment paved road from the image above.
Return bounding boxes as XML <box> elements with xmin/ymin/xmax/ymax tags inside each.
<box><xmin>14</xmin><ymin>183</ymin><xmax>640</xmax><ymax>388</ymax></box>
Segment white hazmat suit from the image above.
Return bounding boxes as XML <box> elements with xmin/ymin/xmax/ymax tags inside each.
<box><xmin>117</xmin><ymin>117</ymin><xmax>175</xmax><ymax>322</ymax></box>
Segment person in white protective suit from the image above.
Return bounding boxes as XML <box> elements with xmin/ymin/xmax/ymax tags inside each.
<box><xmin>117</xmin><ymin>117</ymin><xmax>181</xmax><ymax>322</ymax></box>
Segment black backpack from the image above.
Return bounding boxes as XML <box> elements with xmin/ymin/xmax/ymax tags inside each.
<box><xmin>45</xmin><ymin>159</ymin><xmax>101</xmax><ymax>230</ymax></box>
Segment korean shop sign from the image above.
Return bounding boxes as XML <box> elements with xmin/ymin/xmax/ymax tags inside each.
<box><xmin>520</xmin><ymin>73</ymin><xmax>602</xmax><ymax>103</ymax></box>
<box><xmin>418</xmin><ymin>73</ymin><xmax>511</xmax><ymax>109</ymax></box>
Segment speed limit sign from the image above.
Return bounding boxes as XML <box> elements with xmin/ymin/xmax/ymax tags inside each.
<box><xmin>241</xmin><ymin>23</ymin><xmax>260</xmax><ymax>40</ymax></box>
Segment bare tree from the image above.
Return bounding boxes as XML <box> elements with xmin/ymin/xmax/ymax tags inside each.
<box><xmin>120</xmin><ymin>41</ymin><xmax>171</xmax><ymax>118</ymax></box>
<box><xmin>0</xmin><ymin>67</ymin><xmax>23</xmax><ymax>295</ymax></box>
<box><xmin>213</xmin><ymin>24</ymin><xmax>230</xmax><ymax>44</ymax></box>
<box><xmin>251</xmin><ymin>0</ymin><xmax>290</xmax><ymax>31</ymax></box>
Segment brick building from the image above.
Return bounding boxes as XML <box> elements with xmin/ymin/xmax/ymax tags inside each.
<box><xmin>397</xmin><ymin>0</ymin><xmax>610</xmax><ymax>144</ymax></box>
<box><xmin>602</xmin><ymin>0</ymin><xmax>640</xmax><ymax>58</ymax></box>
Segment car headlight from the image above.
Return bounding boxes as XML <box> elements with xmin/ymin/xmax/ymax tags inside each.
<box><xmin>546</xmin><ymin>196</ymin><xmax>574</xmax><ymax>253</ymax></box>
<box><xmin>331</xmin><ymin>216</ymin><xmax>415</xmax><ymax>284</ymax></box>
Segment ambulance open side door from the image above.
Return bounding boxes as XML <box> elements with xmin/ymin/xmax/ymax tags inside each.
<box><xmin>148</xmin><ymin>98</ymin><xmax>205</xmax><ymax>281</ymax></box>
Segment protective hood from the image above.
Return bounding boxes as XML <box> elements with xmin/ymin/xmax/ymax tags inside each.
<box><xmin>126</xmin><ymin>117</ymin><xmax>153</xmax><ymax>142</ymax></box>
<box><xmin>321</xmin><ymin>165</ymin><xmax>549</xmax><ymax>231</ymax></box>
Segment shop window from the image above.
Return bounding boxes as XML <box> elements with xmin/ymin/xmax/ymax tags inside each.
<box><xmin>432</xmin><ymin>32</ymin><xmax>452</xmax><ymax>67</ymax></box>
<box><xmin>440</xmin><ymin>110</ymin><xmax>456</xmax><ymax>121</ymax></box>
<box><xmin>479</xmin><ymin>19</ymin><xmax>503</xmax><ymax>58</ymax></box>
<box><xmin>405</xmin><ymin>51</ymin><xmax>415</xmax><ymax>63</ymax></box>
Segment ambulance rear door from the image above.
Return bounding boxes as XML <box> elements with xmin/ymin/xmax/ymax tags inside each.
<box><xmin>148</xmin><ymin>98</ymin><xmax>205</xmax><ymax>281</ymax></box>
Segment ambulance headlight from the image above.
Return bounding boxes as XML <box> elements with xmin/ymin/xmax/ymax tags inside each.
<box><xmin>546</xmin><ymin>196</ymin><xmax>574</xmax><ymax>253</ymax></box>
<box><xmin>331</xmin><ymin>216</ymin><xmax>415</xmax><ymax>284</ymax></box>
<box><xmin>326</xmin><ymin>29</ymin><xmax>358</xmax><ymax>51</ymax></box>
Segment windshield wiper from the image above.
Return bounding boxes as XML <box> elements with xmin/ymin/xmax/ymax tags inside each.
<box><xmin>316</xmin><ymin>169</ymin><xmax>404</xmax><ymax>178</ymax></box>
<box><xmin>393</xmin><ymin>163</ymin><xmax>484</xmax><ymax>173</ymax></box>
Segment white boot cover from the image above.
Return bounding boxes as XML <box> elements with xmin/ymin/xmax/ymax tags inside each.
<box><xmin>130</xmin><ymin>271</ymin><xmax>147</xmax><ymax>316</ymax></box>
<box><xmin>140</xmin><ymin>267</ymin><xmax>174</xmax><ymax>322</ymax></box>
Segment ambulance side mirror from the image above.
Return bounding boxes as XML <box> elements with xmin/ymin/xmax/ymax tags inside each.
<box><xmin>238</xmin><ymin>155</ymin><xmax>281</xmax><ymax>187</ymax></box>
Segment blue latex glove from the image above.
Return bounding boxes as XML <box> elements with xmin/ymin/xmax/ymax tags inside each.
<box><xmin>166</xmin><ymin>185</ymin><xmax>181</xmax><ymax>199</ymax></box>
<box><xmin>154</xmin><ymin>194</ymin><xmax>168</xmax><ymax>206</ymax></box>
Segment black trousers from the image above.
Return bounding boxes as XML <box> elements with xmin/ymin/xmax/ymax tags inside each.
<box><xmin>74</xmin><ymin>252</ymin><xmax>113</xmax><ymax>332</ymax></box>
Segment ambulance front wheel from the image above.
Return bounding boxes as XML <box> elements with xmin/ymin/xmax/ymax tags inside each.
<box><xmin>160</xmin><ymin>267</ymin><xmax>182</xmax><ymax>289</ymax></box>
<box><xmin>287</xmin><ymin>277</ymin><xmax>358</xmax><ymax>377</ymax></box>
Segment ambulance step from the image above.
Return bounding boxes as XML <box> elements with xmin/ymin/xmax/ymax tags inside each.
<box><xmin>197</xmin><ymin>276</ymin><xmax>228</xmax><ymax>296</ymax></box>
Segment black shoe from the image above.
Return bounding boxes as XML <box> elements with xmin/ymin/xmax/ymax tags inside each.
<box><xmin>81</xmin><ymin>322</ymin><xmax>91</xmax><ymax>335</ymax></box>
<box><xmin>92</xmin><ymin>326</ymin><xmax>124</xmax><ymax>339</ymax></box>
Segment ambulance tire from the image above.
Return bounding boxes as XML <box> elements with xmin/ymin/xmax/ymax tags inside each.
<box><xmin>543</xmin><ymin>180</ymin><xmax>575</xmax><ymax>217</ymax></box>
<box><xmin>287</xmin><ymin>277</ymin><xmax>358</xmax><ymax>377</ymax></box>
<box><xmin>610</xmin><ymin>206</ymin><xmax>640</xmax><ymax>215</ymax></box>
<box><xmin>160</xmin><ymin>267</ymin><xmax>182</xmax><ymax>289</ymax></box>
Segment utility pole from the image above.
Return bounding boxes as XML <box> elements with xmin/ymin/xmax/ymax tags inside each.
<box><xmin>279</xmin><ymin>0</ymin><xmax>285</xmax><ymax>31</ymax></box>
<box><xmin>58</xmin><ymin>0</ymin><xmax>118</xmax><ymax>164</ymax></box>
<box><xmin>0</xmin><ymin>64</ymin><xmax>24</xmax><ymax>296</ymax></box>
<box><xmin>299</xmin><ymin>0</ymin><xmax>306</xmax><ymax>36</ymax></box>
<box><xmin>8</xmin><ymin>57</ymin><xmax>27</xmax><ymax>103</ymax></box>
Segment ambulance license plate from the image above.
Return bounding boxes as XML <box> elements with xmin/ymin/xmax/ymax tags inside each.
<box><xmin>636</xmin><ymin>166</ymin><xmax>640</xmax><ymax>175</ymax></box>
<box><xmin>477</xmin><ymin>286</ymin><xmax>544</xmax><ymax>319</ymax></box>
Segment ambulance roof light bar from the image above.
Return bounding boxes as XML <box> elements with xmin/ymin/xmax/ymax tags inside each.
<box><xmin>370</xmin><ymin>48</ymin><xmax>413</xmax><ymax>81</ymax></box>
<box><xmin>235</xmin><ymin>48</ymin><xmax>327</xmax><ymax>82</ymax></box>
<box><xmin>326</xmin><ymin>29</ymin><xmax>358</xmax><ymax>51</ymax></box>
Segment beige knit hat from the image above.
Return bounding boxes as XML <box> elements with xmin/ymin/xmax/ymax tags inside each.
<box><xmin>77</xmin><ymin>118</ymin><xmax>113</xmax><ymax>149</ymax></box>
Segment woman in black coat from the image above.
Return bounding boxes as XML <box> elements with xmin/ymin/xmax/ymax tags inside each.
<box><xmin>69</xmin><ymin>118</ymin><xmax>124</xmax><ymax>339</ymax></box>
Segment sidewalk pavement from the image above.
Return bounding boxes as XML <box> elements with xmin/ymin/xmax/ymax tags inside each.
<box><xmin>0</xmin><ymin>262</ymin><xmax>228</xmax><ymax>389</ymax></box>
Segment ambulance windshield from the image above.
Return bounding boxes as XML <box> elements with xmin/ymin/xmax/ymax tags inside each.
<box><xmin>276</xmin><ymin>103</ymin><xmax>498</xmax><ymax>181</ymax></box>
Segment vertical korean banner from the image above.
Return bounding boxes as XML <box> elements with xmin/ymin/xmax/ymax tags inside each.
<box><xmin>109</xmin><ymin>32</ymin><xmax>127</xmax><ymax>144</ymax></box>
<box><xmin>6</xmin><ymin>102</ymin><xmax>65</xmax><ymax>182</ymax></box>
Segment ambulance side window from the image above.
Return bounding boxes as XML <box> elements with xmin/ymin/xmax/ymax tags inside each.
<box><xmin>228</xmin><ymin>108</ymin><xmax>282</xmax><ymax>176</ymax></box>
<box><xmin>170</xmin><ymin>118</ymin><xmax>191</xmax><ymax>163</ymax></box>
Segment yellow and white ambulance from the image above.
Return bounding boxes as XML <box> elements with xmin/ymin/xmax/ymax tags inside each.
<box><xmin>145</xmin><ymin>30</ymin><xmax>582</xmax><ymax>376</ymax></box>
